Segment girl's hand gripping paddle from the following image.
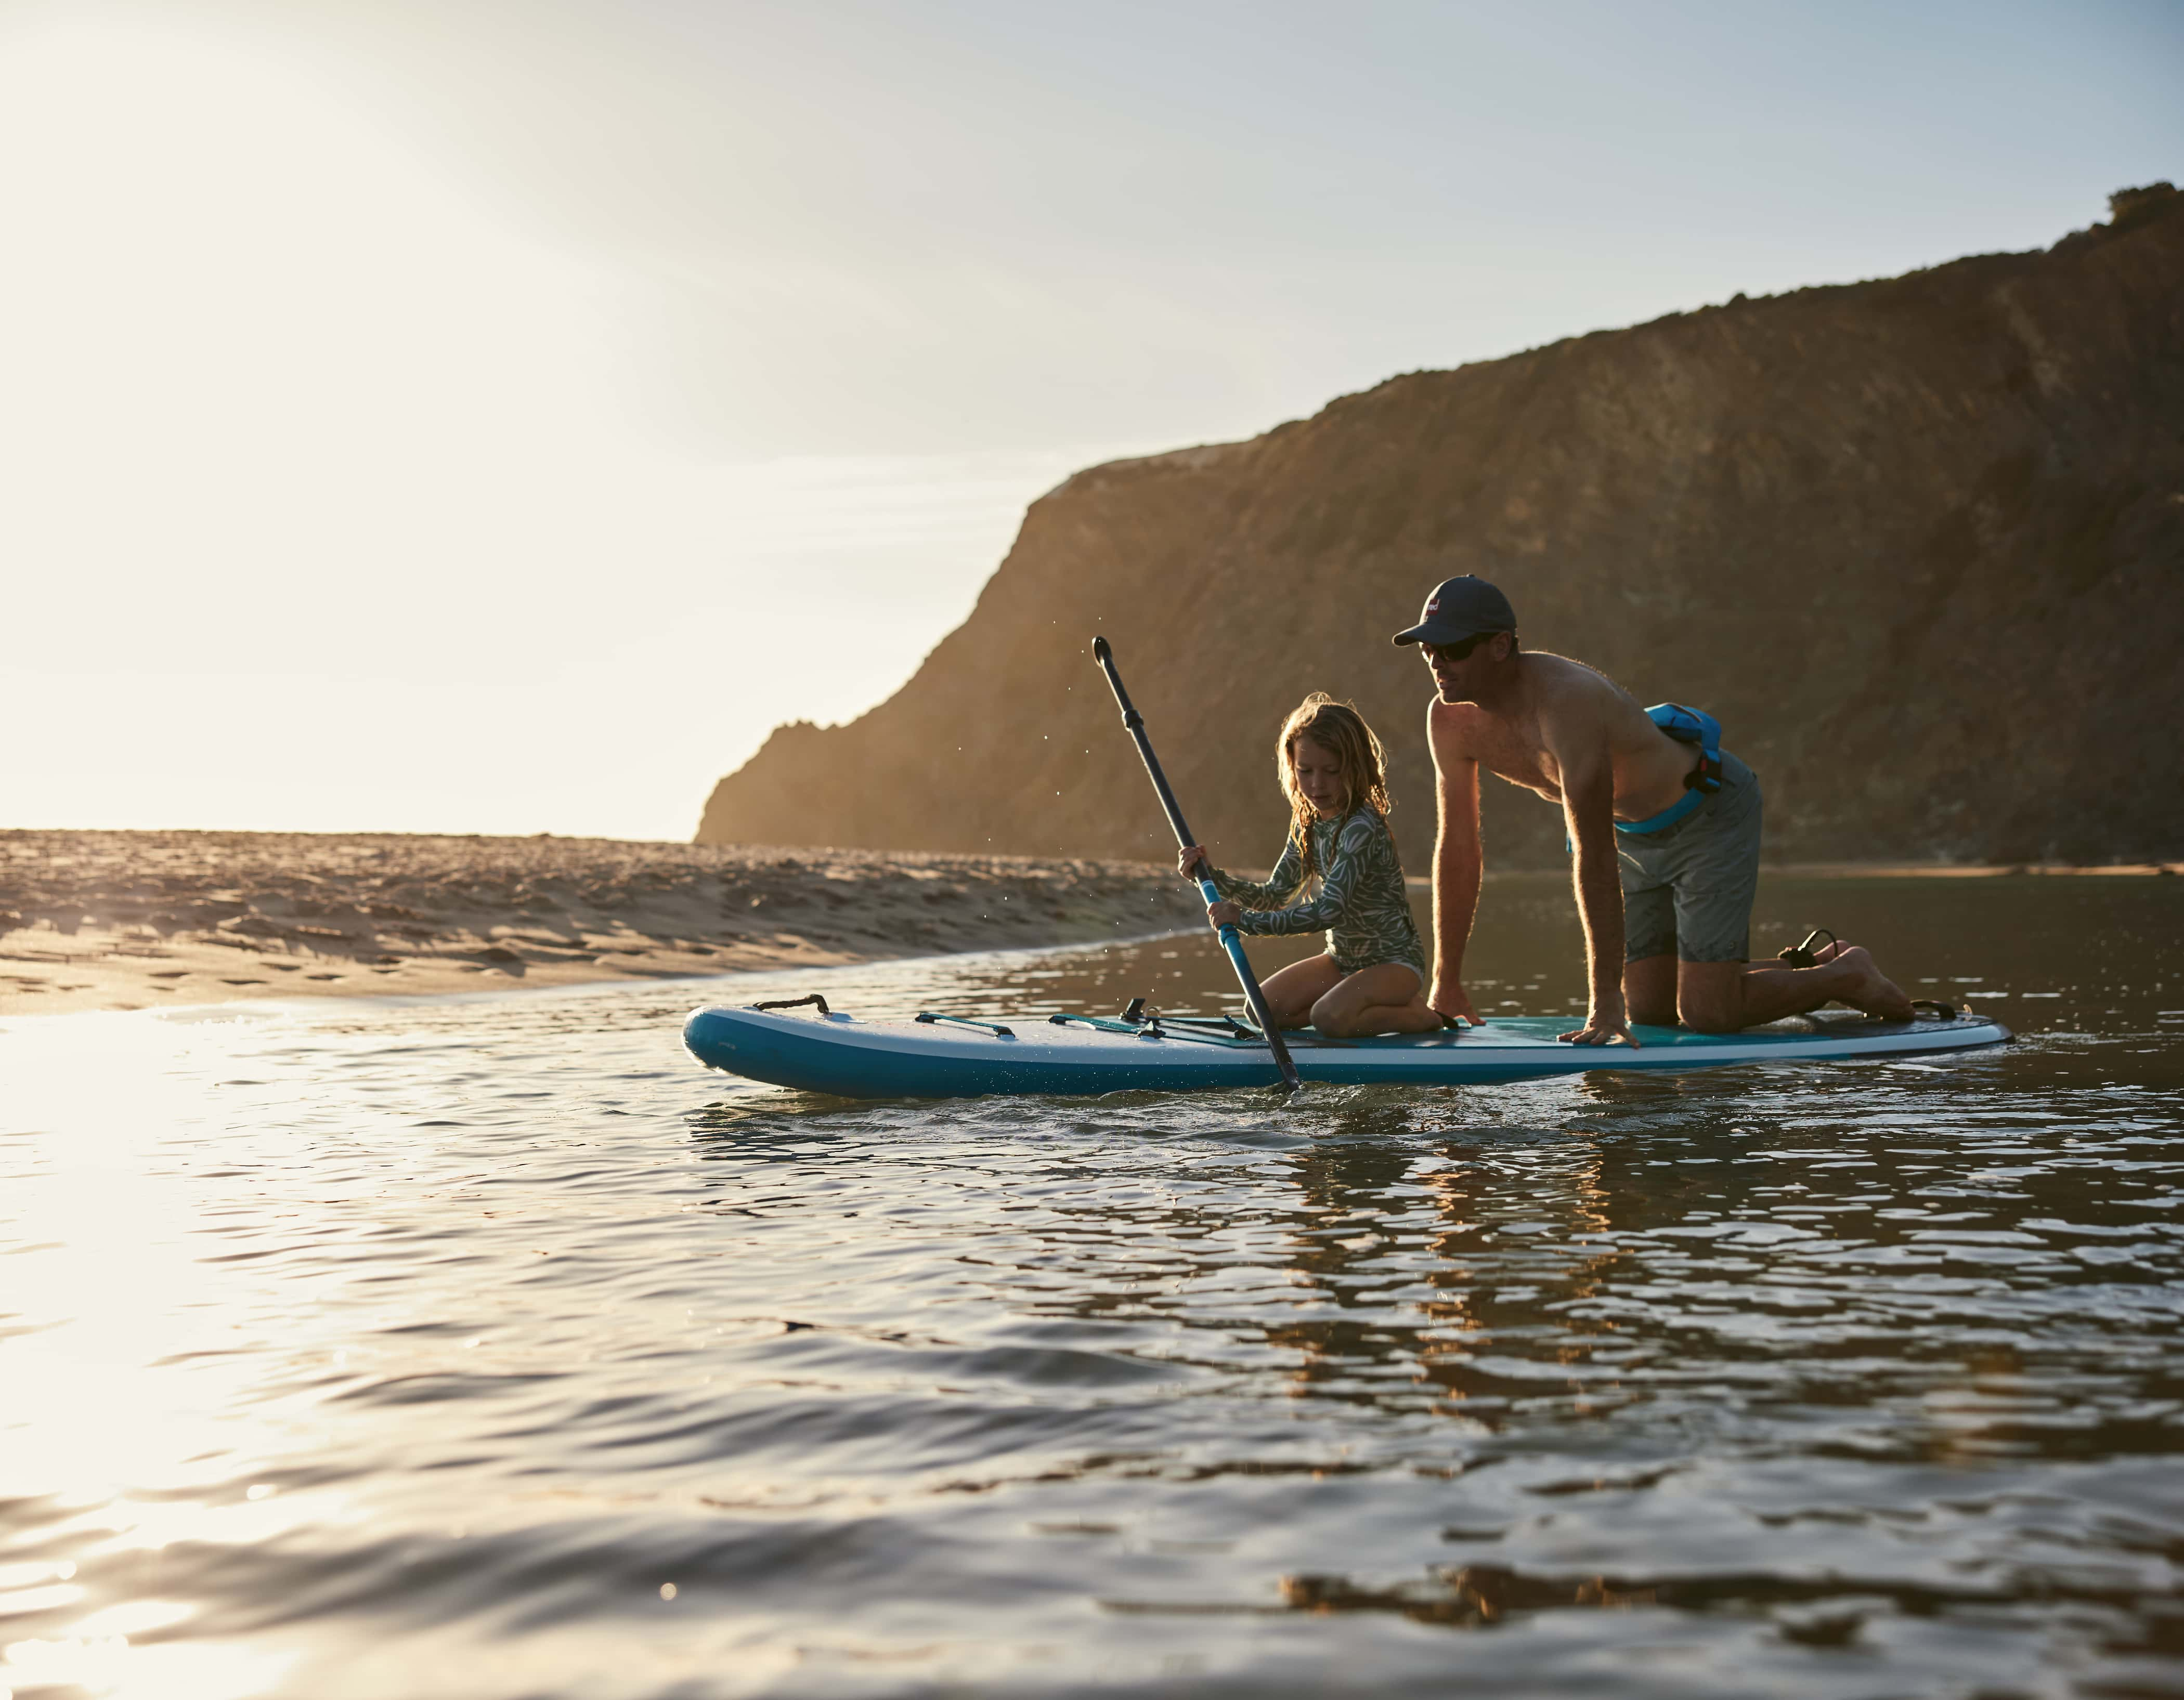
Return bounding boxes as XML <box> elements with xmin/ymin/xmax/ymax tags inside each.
<box><xmin>1091</xmin><ymin>636</ymin><xmax>1303</xmax><ymax>1094</ymax></box>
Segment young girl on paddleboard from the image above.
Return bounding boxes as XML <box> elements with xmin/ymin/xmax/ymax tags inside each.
<box><xmin>1179</xmin><ymin>693</ymin><xmax>1441</xmax><ymax>1038</ymax></box>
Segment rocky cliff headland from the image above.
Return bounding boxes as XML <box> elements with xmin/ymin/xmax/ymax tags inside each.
<box><xmin>699</xmin><ymin>187</ymin><xmax>2184</xmax><ymax>871</ymax></box>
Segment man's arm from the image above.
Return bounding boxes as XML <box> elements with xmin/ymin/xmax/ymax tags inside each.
<box><xmin>1427</xmin><ymin>704</ymin><xmax>1484</xmax><ymax>1025</ymax></box>
<box><xmin>1553</xmin><ymin>735</ymin><xmax>1637</xmax><ymax>1047</ymax></box>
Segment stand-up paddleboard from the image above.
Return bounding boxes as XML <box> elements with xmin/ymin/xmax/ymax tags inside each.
<box><xmin>683</xmin><ymin>999</ymin><xmax>2010</xmax><ymax>1101</ymax></box>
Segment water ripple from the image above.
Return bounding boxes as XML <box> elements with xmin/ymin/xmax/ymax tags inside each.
<box><xmin>3</xmin><ymin>878</ymin><xmax>2181</xmax><ymax>1695</ymax></box>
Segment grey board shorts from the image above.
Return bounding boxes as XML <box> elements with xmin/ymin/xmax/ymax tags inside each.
<box><xmin>1618</xmin><ymin>751</ymin><xmax>1762</xmax><ymax>964</ymax></box>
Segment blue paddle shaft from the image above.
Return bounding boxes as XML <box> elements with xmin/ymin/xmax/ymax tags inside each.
<box><xmin>1205</xmin><ymin>886</ymin><xmax>1264</xmax><ymax>1000</ymax></box>
<box><xmin>1197</xmin><ymin>874</ymin><xmax>1240</xmax><ymax>948</ymax></box>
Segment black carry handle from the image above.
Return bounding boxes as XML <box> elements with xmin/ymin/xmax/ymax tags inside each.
<box><xmin>1091</xmin><ymin>636</ymin><xmax>1303</xmax><ymax>1094</ymax></box>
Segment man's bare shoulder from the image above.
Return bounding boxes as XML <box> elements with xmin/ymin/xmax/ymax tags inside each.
<box><xmin>1426</xmin><ymin>694</ymin><xmax>1489</xmax><ymax>760</ymax></box>
<box><xmin>1522</xmin><ymin>651</ymin><xmax>1639</xmax><ymax>735</ymax></box>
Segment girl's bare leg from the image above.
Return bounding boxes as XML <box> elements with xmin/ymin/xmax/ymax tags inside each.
<box><xmin>1255</xmin><ymin>954</ymin><xmax>1345</xmax><ymax>1028</ymax></box>
<box><xmin>1311</xmin><ymin>964</ymin><xmax>1443</xmax><ymax>1037</ymax></box>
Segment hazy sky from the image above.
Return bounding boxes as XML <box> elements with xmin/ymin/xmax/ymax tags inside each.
<box><xmin>6</xmin><ymin>0</ymin><xmax>2179</xmax><ymax>839</ymax></box>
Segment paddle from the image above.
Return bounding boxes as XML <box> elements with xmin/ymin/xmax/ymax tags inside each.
<box><xmin>1091</xmin><ymin>636</ymin><xmax>1304</xmax><ymax>1094</ymax></box>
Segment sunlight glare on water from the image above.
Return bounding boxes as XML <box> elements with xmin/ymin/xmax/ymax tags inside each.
<box><xmin>2</xmin><ymin>874</ymin><xmax>2181</xmax><ymax>1698</ymax></box>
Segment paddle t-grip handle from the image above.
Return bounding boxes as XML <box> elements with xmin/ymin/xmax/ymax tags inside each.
<box><xmin>1091</xmin><ymin>635</ymin><xmax>1302</xmax><ymax>1093</ymax></box>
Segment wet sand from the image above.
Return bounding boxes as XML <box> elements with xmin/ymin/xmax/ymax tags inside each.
<box><xmin>10</xmin><ymin>833</ymin><xmax>2172</xmax><ymax>1019</ymax></box>
<box><xmin>0</xmin><ymin>831</ymin><xmax>1206</xmax><ymax>1016</ymax></box>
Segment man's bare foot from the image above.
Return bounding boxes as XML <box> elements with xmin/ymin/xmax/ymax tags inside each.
<box><xmin>1827</xmin><ymin>944</ymin><xmax>1915</xmax><ymax>1022</ymax></box>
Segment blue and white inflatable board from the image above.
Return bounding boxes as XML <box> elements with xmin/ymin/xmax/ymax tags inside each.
<box><xmin>683</xmin><ymin>1003</ymin><xmax>2010</xmax><ymax>1101</ymax></box>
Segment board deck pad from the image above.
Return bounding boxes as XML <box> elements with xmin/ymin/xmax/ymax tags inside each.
<box><xmin>683</xmin><ymin>1002</ymin><xmax>2011</xmax><ymax>1101</ymax></box>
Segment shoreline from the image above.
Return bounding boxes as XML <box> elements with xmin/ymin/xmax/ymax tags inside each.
<box><xmin>1</xmin><ymin>831</ymin><xmax>1203</xmax><ymax>1018</ymax></box>
<box><xmin>0</xmin><ymin>923</ymin><xmax>1213</xmax><ymax>1029</ymax></box>
<box><xmin>7</xmin><ymin>830</ymin><xmax>2175</xmax><ymax>1018</ymax></box>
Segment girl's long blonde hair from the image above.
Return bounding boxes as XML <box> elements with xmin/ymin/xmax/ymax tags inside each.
<box><xmin>1276</xmin><ymin>693</ymin><xmax>1395</xmax><ymax>881</ymax></box>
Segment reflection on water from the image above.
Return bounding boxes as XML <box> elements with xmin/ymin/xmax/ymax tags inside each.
<box><xmin>2</xmin><ymin>874</ymin><xmax>2181</xmax><ymax>1697</ymax></box>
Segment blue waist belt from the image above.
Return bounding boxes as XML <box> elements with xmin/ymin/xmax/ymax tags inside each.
<box><xmin>1614</xmin><ymin>703</ymin><xmax>1726</xmax><ymax>838</ymax></box>
<box><xmin>1616</xmin><ymin>787</ymin><xmax>1707</xmax><ymax>836</ymax></box>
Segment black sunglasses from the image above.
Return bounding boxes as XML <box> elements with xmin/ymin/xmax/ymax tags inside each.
<box><xmin>1422</xmin><ymin>632</ymin><xmax>1496</xmax><ymax>663</ymax></box>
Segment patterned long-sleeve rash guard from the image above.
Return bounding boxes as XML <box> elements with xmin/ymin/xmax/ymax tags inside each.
<box><xmin>1208</xmin><ymin>807</ymin><xmax>1428</xmax><ymax>981</ymax></box>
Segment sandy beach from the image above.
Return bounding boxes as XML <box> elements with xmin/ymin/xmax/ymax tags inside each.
<box><xmin>0</xmin><ymin>831</ymin><xmax>1206</xmax><ymax>1016</ymax></box>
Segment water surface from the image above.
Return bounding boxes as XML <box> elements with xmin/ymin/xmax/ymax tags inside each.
<box><xmin>4</xmin><ymin>874</ymin><xmax>2181</xmax><ymax>1697</ymax></box>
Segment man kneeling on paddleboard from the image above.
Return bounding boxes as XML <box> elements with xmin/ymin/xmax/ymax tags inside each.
<box><xmin>1401</xmin><ymin>575</ymin><xmax>1915</xmax><ymax>1046</ymax></box>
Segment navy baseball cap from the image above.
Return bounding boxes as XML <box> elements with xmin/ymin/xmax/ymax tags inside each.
<box><xmin>1392</xmin><ymin>575</ymin><xmax>1518</xmax><ymax>646</ymax></box>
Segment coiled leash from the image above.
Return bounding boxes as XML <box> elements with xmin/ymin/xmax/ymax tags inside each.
<box><xmin>1777</xmin><ymin>928</ymin><xmax>1837</xmax><ymax>967</ymax></box>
